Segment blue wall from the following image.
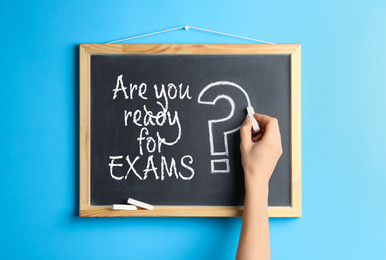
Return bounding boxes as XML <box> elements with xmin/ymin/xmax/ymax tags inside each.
<box><xmin>1</xmin><ymin>0</ymin><xmax>386</xmax><ymax>259</ymax></box>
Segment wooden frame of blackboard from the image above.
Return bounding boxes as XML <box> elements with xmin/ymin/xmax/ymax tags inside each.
<box><xmin>79</xmin><ymin>44</ymin><xmax>301</xmax><ymax>217</ymax></box>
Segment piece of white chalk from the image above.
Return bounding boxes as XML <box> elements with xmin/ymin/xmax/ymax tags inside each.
<box><xmin>127</xmin><ymin>198</ymin><xmax>154</xmax><ymax>210</ymax></box>
<box><xmin>246</xmin><ymin>106</ymin><xmax>260</xmax><ymax>132</ymax></box>
<box><xmin>112</xmin><ymin>204</ymin><xmax>137</xmax><ymax>210</ymax></box>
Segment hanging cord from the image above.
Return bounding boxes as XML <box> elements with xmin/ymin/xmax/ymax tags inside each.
<box><xmin>107</xmin><ymin>26</ymin><xmax>184</xmax><ymax>44</ymax></box>
<box><xmin>187</xmin><ymin>26</ymin><xmax>274</xmax><ymax>44</ymax></box>
<box><xmin>106</xmin><ymin>25</ymin><xmax>274</xmax><ymax>44</ymax></box>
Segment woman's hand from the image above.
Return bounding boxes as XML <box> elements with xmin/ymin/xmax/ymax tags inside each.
<box><xmin>239</xmin><ymin>113</ymin><xmax>283</xmax><ymax>192</ymax></box>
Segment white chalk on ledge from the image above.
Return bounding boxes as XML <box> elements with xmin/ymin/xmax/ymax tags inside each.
<box><xmin>246</xmin><ymin>106</ymin><xmax>260</xmax><ymax>132</ymax></box>
<box><xmin>127</xmin><ymin>198</ymin><xmax>154</xmax><ymax>210</ymax></box>
<box><xmin>112</xmin><ymin>204</ymin><xmax>137</xmax><ymax>210</ymax></box>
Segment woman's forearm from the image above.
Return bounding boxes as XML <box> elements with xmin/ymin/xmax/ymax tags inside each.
<box><xmin>236</xmin><ymin>185</ymin><xmax>270</xmax><ymax>260</ymax></box>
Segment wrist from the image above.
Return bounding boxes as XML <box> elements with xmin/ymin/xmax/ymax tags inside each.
<box><xmin>245</xmin><ymin>178</ymin><xmax>269</xmax><ymax>200</ymax></box>
<box><xmin>244</xmin><ymin>174</ymin><xmax>269</xmax><ymax>194</ymax></box>
<box><xmin>245</xmin><ymin>184</ymin><xmax>269</xmax><ymax>199</ymax></box>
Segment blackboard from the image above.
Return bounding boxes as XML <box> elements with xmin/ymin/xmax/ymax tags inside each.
<box><xmin>79</xmin><ymin>44</ymin><xmax>301</xmax><ymax>217</ymax></box>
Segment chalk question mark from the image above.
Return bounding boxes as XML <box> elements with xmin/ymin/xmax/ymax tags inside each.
<box><xmin>198</xmin><ymin>81</ymin><xmax>252</xmax><ymax>173</ymax></box>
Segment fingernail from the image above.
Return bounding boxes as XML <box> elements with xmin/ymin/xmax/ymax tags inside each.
<box><xmin>245</xmin><ymin>117</ymin><xmax>250</xmax><ymax>123</ymax></box>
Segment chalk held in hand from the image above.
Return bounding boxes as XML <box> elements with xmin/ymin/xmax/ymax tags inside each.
<box><xmin>112</xmin><ymin>204</ymin><xmax>137</xmax><ymax>210</ymax></box>
<box><xmin>127</xmin><ymin>198</ymin><xmax>154</xmax><ymax>210</ymax></box>
<box><xmin>246</xmin><ymin>106</ymin><xmax>260</xmax><ymax>132</ymax></box>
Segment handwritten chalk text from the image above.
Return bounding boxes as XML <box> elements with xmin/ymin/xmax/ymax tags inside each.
<box><xmin>108</xmin><ymin>74</ymin><xmax>194</xmax><ymax>182</ymax></box>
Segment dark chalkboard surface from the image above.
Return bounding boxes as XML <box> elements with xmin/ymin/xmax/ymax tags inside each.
<box><xmin>79</xmin><ymin>44</ymin><xmax>301</xmax><ymax>217</ymax></box>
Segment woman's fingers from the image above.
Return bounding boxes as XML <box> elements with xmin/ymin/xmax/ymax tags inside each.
<box><xmin>240</xmin><ymin>117</ymin><xmax>253</xmax><ymax>151</ymax></box>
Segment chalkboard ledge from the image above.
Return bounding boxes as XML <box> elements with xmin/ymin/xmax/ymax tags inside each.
<box><xmin>80</xmin><ymin>206</ymin><xmax>301</xmax><ymax>218</ymax></box>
